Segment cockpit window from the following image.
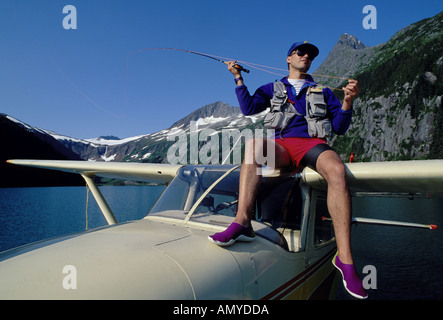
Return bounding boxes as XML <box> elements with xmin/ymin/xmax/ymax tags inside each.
<box><xmin>149</xmin><ymin>165</ymin><xmax>240</xmax><ymax>217</ymax></box>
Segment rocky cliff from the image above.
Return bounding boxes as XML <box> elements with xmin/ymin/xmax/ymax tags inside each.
<box><xmin>313</xmin><ymin>33</ymin><xmax>375</xmax><ymax>89</ymax></box>
<box><xmin>317</xmin><ymin>11</ymin><xmax>443</xmax><ymax>162</ymax></box>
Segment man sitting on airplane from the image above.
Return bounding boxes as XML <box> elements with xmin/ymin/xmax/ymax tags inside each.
<box><xmin>208</xmin><ymin>41</ymin><xmax>367</xmax><ymax>299</ymax></box>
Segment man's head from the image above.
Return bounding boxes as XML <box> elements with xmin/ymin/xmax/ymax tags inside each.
<box><xmin>286</xmin><ymin>41</ymin><xmax>319</xmax><ymax>72</ymax></box>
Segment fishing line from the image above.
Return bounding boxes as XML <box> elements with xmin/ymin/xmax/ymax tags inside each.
<box><xmin>127</xmin><ymin>47</ymin><xmax>250</xmax><ymax>73</ymax></box>
<box><xmin>12</xmin><ymin>2</ymin><xmax>123</xmax><ymax>119</ymax></box>
<box><xmin>236</xmin><ymin>60</ymin><xmax>350</xmax><ymax>91</ymax></box>
<box><xmin>234</xmin><ymin>59</ymin><xmax>351</xmax><ymax>80</ymax></box>
<box><xmin>54</xmin><ymin>62</ymin><xmax>124</xmax><ymax>119</ymax></box>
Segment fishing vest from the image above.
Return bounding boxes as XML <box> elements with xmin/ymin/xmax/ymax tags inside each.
<box><xmin>263</xmin><ymin>81</ymin><xmax>332</xmax><ymax>139</ymax></box>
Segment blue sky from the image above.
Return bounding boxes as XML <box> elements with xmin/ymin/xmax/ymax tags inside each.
<box><xmin>1</xmin><ymin>0</ymin><xmax>442</xmax><ymax>139</ymax></box>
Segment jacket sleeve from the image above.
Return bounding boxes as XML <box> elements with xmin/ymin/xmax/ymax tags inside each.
<box><xmin>324</xmin><ymin>88</ymin><xmax>353</xmax><ymax>135</ymax></box>
<box><xmin>235</xmin><ymin>83</ymin><xmax>273</xmax><ymax>116</ymax></box>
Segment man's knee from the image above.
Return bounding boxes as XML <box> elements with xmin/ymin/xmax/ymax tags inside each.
<box><xmin>329</xmin><ymin>161</ymin><xmax>347</xmax><ymax>183</ymax></box>
<box><xmin>317</xmin><ymin>151</ymin><xmax>347</xmax><ymax>186</ymax></box>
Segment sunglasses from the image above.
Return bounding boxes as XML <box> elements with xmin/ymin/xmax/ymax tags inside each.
<box><xmin>291</xmin><ymin>48</ymin><xmax>315</xmax><ymax>61</ymax></box>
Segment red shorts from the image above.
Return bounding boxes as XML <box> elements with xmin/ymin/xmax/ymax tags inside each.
<box><xmin>274</xmin><ymin>137</ymin><xmax>328</xmax><ymax>168</ymax></box>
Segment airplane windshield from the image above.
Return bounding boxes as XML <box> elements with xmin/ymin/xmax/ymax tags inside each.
<box><xmin>149</xmin><ymin>165</ymin><xmax>241</xmax><ymax>220</ymax></box>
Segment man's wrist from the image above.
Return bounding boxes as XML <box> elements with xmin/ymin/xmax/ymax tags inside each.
<box><xmin>234</xmin><ymin>76</ymin><xmax>244</xmax><ymax>85</ymax></box>
<box><xmin>342</xmin><ymin>99</ymin><xmax>352</xmax><ymax>111</ymax></box>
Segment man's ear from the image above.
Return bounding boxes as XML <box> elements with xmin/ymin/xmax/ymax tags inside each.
<box><xmin>286</xmin><ymin>56</ymin><xmax>292</xmax><ymax>70</ymax></box>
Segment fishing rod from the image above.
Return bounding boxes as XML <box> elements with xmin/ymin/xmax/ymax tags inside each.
<box><xmin>181</xmin><ymin>49</ymin><xmax>250</xmax><ymax>74</ymax></box>
<box><xmin>141</xmin><ymin>48</ymin><xmax>250</xmax><ymax>73</ymax></box>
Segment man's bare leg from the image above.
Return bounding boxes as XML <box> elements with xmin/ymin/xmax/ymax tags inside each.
<box><xmin>209</xmin><ymin>138</ymin><xmax>291</xmax><ymax>245</ymax></box>
<box><xmin>232</xmin><ymin>162</ymin><xmax>261</xmax><ymax>227</ymax></box>
<box><xmin>234</xmin><ymin>138</ymin><xmax>292</xmax><ymax>227</ymax></box>
<box><xmin>315</xmin><ymin>150</ymin><xmax>367</xmax><ymax>299</ymax></box>
<box><xmin>315</xmin><ymin>150</ymin><xmax>353</xmax><ymax>264</ymax></box>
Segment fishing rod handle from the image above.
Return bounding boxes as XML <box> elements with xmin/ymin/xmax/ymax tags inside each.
<box><xmin>233</xmin><ymin>63</ymin><xmax>250</xmax><ymax>73</ymax></box>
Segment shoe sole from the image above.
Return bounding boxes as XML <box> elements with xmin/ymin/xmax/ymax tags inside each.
<box><xmin>208</xmin><ymin>234</ymin><xmax>255</xmax><ymax>247</ymax></box>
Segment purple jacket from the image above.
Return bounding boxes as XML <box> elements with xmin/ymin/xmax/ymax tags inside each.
<box><xmin>235</xmin><ymin>76</ymin><xmax>352</xmax><ymax>139</ymax></box>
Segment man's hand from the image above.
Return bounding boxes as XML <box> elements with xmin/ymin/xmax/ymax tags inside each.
<box><xmin>342</xmin><ymin>79</ymin><xmax>359</xmax><ymax>110</ymax></box>
<box><xmin>227</xmin><ymin>61</ymin><xmax>244</xmax><ymax>86</ymax></box>
<box><xmin>227</xmin><ymin>61</ymin><xmax>242</xmax><ymax>77</ymax></box>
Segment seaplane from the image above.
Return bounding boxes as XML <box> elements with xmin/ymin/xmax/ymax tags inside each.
<box><xmin>0</xmin><ymin>158</ymin><xmax>441</xmax><ymax>299</ymax></box>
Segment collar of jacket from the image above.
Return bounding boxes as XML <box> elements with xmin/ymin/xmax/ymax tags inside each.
<box><xmin>280</xmin><ymin>75</ymin><xmax>317</xmax><ymax>98</ymax></box>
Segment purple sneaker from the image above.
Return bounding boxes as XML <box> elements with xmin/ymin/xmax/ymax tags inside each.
<box><xmin>332</xmin><ymin>252</ymin><xmax>368</xmax><ymax>299</ymax></box>
<box><xmin>208</xmin><ymin>222</ymin><xmax>255</xmax><ymax>247</ymax></box>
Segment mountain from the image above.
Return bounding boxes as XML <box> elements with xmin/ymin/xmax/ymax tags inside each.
<box><xmin>0</xmin><ymin>114</ymin><xmax>84</xmax><ymax>187</ymax></box>
<box><xmin>315</xmin><ymin>11</ymin><xmax>443</xmax><ymax>162</ymax></box>
<box><xmin>313</xmin><ymin>33</ymin><xmax>375</xmax><ymax>88</ymax></box>
<box><xmin>169</xmin><ymin>101</ymin><xmax>243</xmax><ymax>129</ymax></box>
<box><xmin>50</xmin><ymin>101</ymin><xmax>263</xmax><ymax>164</ymax></box>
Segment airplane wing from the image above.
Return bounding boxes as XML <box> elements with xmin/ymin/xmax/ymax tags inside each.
<box><xmin>7</xmin><ymin>159</ymin><xmax>182</xmax><ymax>183</ymax></box>
<box><xmin>8</xmin><ymin>159</ymin><xmax>443</xmax><ymax>195</ymax></box>
<box><xmin>302</xmin><ymin>159</ymin><xmax>443</xmax><ymax>196</ymax></box>
<box><xmin>7</xmin><ymin>159</ymin><xmax>441</xmax><ymax>229</ymax></box>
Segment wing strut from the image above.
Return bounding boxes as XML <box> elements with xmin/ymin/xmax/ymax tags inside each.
<box><xmin>81</xmin><ymin>174</ymin><xmax>118</xmax><ymax>225</ymax></box>
<box><xmin>322</xmin><ymin>216</ymin><xmax>437</xmax><ymax>230</ymax></box>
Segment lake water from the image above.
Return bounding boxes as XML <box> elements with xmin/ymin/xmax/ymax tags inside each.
<box><xmin>342</xmin><ymin>195</ymin><xmax>443</xmax><ymax>300</ymax></box>
<box><xmin>0</xmin><ymin>186</ymin><xmax>166</xmax><ymax>252</ymax></box>
<box><xmin>0</xmin><ymin>186</ymin><xmax>442</xmax><ymax>300</ymax></box>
